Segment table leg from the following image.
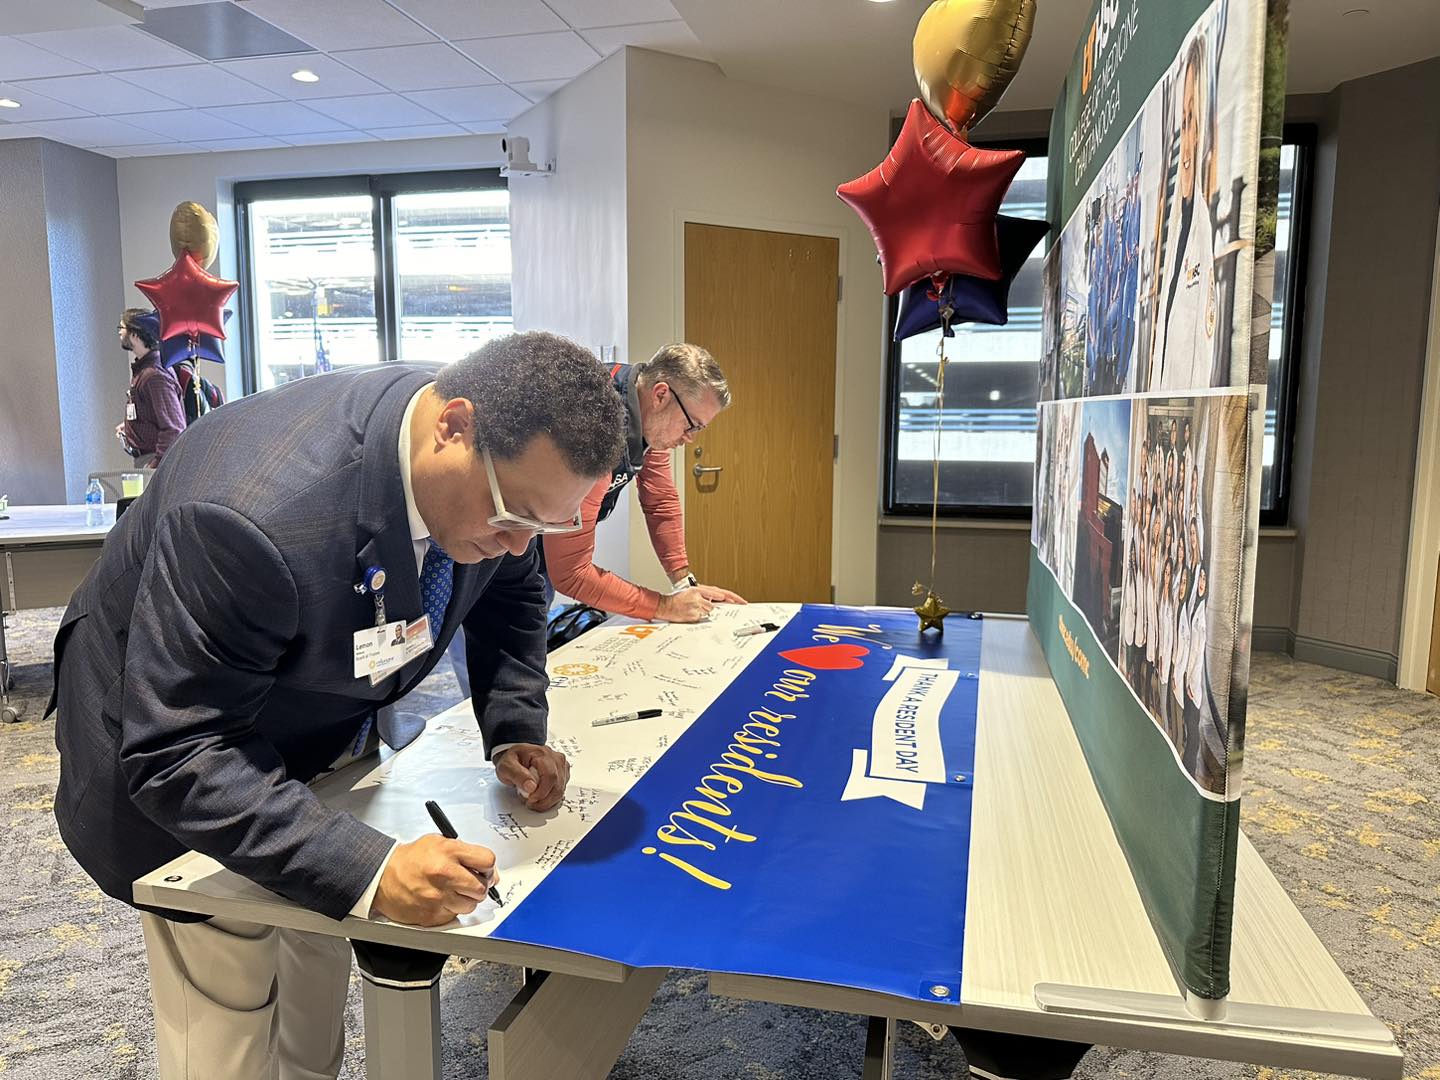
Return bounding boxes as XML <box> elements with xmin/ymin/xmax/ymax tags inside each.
<box><xmin>351</xmin><ymin>940</ymin><xmax>447</xmax><ymax>1080</ymax></box>
<box><xmin>489</xmin><ymin>966</ymin><xmax>666</xmax><ymax>1080</ymax></box>
<box><xmin>863</xmin><ymin>1016</ymin><xmax>896</xmax><ymax>1080</ymax></box>
<box><xmin>0</xmin><ymin>557</ymin><xmax>17</xmax><ymax>722</ymax></box>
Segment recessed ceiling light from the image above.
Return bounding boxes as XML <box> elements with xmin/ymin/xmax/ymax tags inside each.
<box><xmin>988</xmin><ymin>389</ymin><xmax>1002</xmax><ymax>401</ymax></box>
<box><xmin>291</xmin><ymin>69</ymin><xmax>320</xmax><ymax>83</ymax></box>
<box><xmin>0</xmin><ymin>99</ymin><xmax>21</xmax><ymax>109</ymax></box>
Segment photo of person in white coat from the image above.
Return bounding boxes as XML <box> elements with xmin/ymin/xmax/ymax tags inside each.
<box><xmin>1148</xmin><ymin>35</ymin><xmax>1220</xmax><ymax>392</ymax></box>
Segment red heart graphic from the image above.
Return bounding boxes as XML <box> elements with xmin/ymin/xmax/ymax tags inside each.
<box><xmin>778</xmin><ymin>643</ymin><xmax>870</xmax><ymax>670</ymax></box>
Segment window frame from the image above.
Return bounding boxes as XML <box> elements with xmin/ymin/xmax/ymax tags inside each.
<box><xmin>881</xmin><ymin>130</ymin><xmax>1314</xmax><ymax>525</ymax></box>
<box><xmin>1261</xmin><ymin>123</ymin><xmax>1316</xmax><ymax>528</ymax></box>
<box><xmin>234</xmin><ymin>168</ymin><xmax>507</xmax><ymax>395</ymax></box>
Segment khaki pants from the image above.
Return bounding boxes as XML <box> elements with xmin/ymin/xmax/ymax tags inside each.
<box><xmin>140</xmin><ymin>913</ymin><xmax>353</xmax><ymax>1080</ymax></box>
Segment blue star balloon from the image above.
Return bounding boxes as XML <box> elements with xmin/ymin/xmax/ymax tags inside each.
<box><xmin>893</xmin><ymin>215</ymin><xmax>1050</xmax><ymax>340</ymax></box>
<box><xmin>158</xmin><ymin>308</ymin><xmax>232</xmax><ymax>367</ymax></box>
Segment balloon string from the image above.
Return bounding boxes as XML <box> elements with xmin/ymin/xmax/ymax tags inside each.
<box><xmin>930</xmin><ymin>321</ymin><xmax>950</xmax><ymax>591</ymax></box>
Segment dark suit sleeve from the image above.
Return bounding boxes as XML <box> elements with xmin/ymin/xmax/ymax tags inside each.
<box><xmin>120</xmin><ymin>502</ymin><xmax>394</xmax><ymax>919</ymax></box>
<box><xmin>461</xmin><ymin>542</ymin><xmax>549</xmax><ymax>756</ymax></box>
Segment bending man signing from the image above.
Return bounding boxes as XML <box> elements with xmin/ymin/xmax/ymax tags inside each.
<box><xmin>51</xmin><ymin>332</ymin><xmax>625</xmax><ymax>1080</ymax></box>
<box><xmin>544</xmin><ymin>343</ymin><xmax>747</xmax><ymax>623</ymax></box>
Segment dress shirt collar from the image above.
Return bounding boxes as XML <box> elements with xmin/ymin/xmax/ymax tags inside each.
<box><xmin>398</xmin><ymin>385</ymin><xmax>433</xmax><ymax>547</ymax></box>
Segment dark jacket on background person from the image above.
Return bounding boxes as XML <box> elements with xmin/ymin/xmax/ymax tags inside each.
<box><xmin>122</xmin><ymin>350</ymin><xmax>187</xmax><ymax>465</ymax></box>
<box><xmin>51</xmin><ymin>365</ymin><xmax>549</xmax><ymax>920</ymax></box>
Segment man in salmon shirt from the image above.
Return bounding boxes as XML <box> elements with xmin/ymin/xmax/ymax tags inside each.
<box><xmin>543</xmin><ymin>343</ymin><xmax>746</xmax><ymax>623</ymax></box>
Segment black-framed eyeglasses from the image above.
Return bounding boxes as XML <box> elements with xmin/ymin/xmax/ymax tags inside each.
<box><xmin>667</xmin><ymin>385</ymin><xmax>704</xmax><ymax>435</ymax></box>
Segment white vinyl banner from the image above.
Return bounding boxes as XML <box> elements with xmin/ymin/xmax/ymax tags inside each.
<box><xmin>867</xmin><ymin>667</ymin><xmax>958</xmax><ymax>784</ymax></box>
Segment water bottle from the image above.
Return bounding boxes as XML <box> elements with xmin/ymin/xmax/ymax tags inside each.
<box><xmin>85</xmin><ymin>478</ymin><xmax>104</xmax><ymax>527</ymax></box>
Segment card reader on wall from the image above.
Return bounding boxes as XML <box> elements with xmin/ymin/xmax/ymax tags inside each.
<box><xmin>500</xmin><ymin>136</ymin><xmax>553</xmax><ymax>178</ymax></box>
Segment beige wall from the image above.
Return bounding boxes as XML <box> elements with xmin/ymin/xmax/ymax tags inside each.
<box><xmin>1287</xmin><ymin>58</ymin><xmax>1440</xmax><ymax>679</ymax></box>
<box><xmin>0</xmin><ymin>139</ymin><xmax>128</xmax><ymax>504</ymax></box>
<box><xmin>623</xmin><ymin>48</ymin><xmax>890</xmax><ymax>602</ymax></box>
<box><xmin>0</xmin><ymin>141</ymin><xmax>65</xmax><ymax>505</ymax></box>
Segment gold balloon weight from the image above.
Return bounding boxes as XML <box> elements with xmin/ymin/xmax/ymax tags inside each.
<box><xmin>913</xmin><ymin>0</ymin><xmax>1037</xmax><ymax>135</ymax></box>
<box><xmin>914</xmin><ymin>590</ymin><xmax>952</xmax><ymax>633</ymax></box>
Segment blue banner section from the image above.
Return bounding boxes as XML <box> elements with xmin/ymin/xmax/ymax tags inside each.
<box><xmin>493</xmin><ymin>605</ymin><xmax>984</xmax><ymax>1003</ymax></box>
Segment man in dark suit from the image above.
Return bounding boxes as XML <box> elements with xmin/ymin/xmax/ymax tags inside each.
<box><xmin>50</xmin><ymin>331</ymin><xmax>625</xmax><ymax>1079</ymax></box>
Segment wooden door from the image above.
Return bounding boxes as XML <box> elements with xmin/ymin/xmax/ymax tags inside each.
<box><xmin>1428</xmin><ymin>554</ymin><xmax>1440</xmax><ymax>695</ymax></box>
<box><xmin>683</xmin><ymin>223</ymin><xmax>838</xmax><ymax>603</ymax></box>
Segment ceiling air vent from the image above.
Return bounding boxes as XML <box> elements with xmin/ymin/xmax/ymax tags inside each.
<box><xmin>138</xmin><ymin>2</ymin><xmax>312</xmax><ymax>60</ymax></box>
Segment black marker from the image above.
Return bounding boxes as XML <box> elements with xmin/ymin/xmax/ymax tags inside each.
<box><xmin>425</xmin><ymin>799</ymin><xmax>503</xmax><ymax>907</ymax></box>
<box><xmin>733</xmin><ymin>622</ymin><xmax>781</xmax><ymax>637</ymax></box>
<box><xmin>591</xmin><ymin>708</ymin><xmax>663</xmax><ymax>728</ymax></box>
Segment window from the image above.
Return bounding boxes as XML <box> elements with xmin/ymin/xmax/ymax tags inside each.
<box><xmin>885</xmin><ymin>141</ymin><xmax>1047</xmax><ymax>518</ymax></box>
<box><xmin>236</xmin><ymin>170</ymin><xmax>511</xmax><ymax>393</ymax></box>
<box><xmin>1261</xmin><ymin>126</ymin><xmax>1315</xmax><ymax>525</ymax></box>
<box><xmin>884</xmin><ymin>133</ymin><xmax>1312</xmax><ymax>522</ymax></box>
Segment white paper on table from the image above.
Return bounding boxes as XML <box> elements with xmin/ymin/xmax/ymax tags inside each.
<box><xmin>324</xmin><ymin>602</ymin><xmax>803</xmax><ymax>940</ymax></box>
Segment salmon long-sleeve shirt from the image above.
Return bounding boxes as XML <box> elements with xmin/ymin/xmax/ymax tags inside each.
<box><xmin>543</xmin><ymin>365</ymin><xmax>689</xmax><ymax>620</ymax></box>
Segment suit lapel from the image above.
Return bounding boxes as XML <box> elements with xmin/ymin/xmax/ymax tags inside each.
<box><xmin>351</xmin><ymin>372</ymin><xmax>528</xmax><ymax>699</ymax></box>
<box><xmin>353</xmin><ymin>369</ymin><xmax>433</xmax><ymax>636</ymax></box>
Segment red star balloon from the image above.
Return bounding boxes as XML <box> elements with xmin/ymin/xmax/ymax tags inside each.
<box><xmin>135</xmin><ymin>252</ymin><xmax>238</xmax><ymax>341</ymax></box>
<box><xmin>837</xmin><ymin>98</ymin><xmax>1026</xmax><ymax>294</ymax></box>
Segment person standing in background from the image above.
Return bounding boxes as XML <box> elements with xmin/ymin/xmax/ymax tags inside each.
<box><xmin>116</xmin><ymin>309</ymin><xmax>186</xmax><ymax>467</ymax></box>
<box><xmin>543</xmin><ymin>343</ymin><xmax>746</xmax><ymax>623</ymax></box>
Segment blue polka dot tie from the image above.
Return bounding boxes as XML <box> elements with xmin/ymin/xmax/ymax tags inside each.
<box><xmin>420</xmin><ymin>539</ymin><xmax>454</xmax><ymax>631</ymax></box>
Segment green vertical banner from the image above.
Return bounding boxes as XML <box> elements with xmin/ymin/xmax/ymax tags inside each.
<box><xmin>1031</xmin><ymin>0</ymin><xmax>1286</xmax><ymax>1000</ymax></box>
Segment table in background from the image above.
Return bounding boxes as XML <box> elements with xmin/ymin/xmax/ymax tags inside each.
<box><xmin>0</xmin><ymin>505</ymin><xmax>112</xmax><ymax>722</ymax></box>
<box><xmin>135</xmin><ymin>610</ymin><xmax>1402</xmax><ymax>1080</ymax></box>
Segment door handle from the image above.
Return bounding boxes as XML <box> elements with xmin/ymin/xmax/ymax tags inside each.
<box><xmin>693</xmin><ymin>464</ymin><xmax>724</xmax><ymax>477</ymax></box>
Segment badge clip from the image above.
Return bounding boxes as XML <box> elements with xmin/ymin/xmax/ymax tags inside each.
<box><xmin>355</xmin><ymin>566</ymin><xmax>388</xmax><ymax>626</ymax></box>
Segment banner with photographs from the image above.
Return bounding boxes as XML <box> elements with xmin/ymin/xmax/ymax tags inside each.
<box><xmin>1029</xmin><ymin>0</ymin><xmax>1285</xmax><ymax>1002</ymax></box>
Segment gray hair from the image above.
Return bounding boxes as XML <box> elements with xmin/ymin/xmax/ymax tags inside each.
<box><xmin>637</xmin><ymin>342</ymin><xmax>732</xmax><ymax>409</ymax></box>
<box><xmin>434</xmin><ymin>331</ymin><xmax>625</xmax><ymax>478</ymax></box>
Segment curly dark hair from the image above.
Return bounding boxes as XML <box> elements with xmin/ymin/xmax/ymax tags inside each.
<box><xmin>434</xmin><ymin>331</ymin><xmax>625</xmax><ymax>478</ymax></box>
<box><xmin>121</xmin><ymin>307</ymin><xmax>160</xmax><ymax>350</ymax></box>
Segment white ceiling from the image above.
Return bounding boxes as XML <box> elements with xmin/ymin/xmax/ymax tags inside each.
<box><xmin>0</xmin><ymin>0</ymin><xmax>706</xmax><ymax>156</ymax></box>
<box><xmin>1</xmin><ymin>0</ymin><xmax>1437</xmax><ymax>159</ymax></box>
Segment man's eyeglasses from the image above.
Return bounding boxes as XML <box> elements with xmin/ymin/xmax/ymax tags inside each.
<box><xmin>667</xmin><ymin>385</ymin><xmax>705</xmax><ymax>436</ymax></box>
<box><xmin>482</xmin><ymin>447</ymin><xmax>584</xmax><ymax>534</ymax></box>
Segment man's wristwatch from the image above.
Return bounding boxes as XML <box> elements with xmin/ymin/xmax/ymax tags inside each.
<box><xmin>672</xmin><ymin>572</ymin><xmax>699</xmax><ymax>593</ymax></box>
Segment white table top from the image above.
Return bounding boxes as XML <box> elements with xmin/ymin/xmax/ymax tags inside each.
<box><xmin>715</xmin><ymin>616</ymin><xmax>1401</xmax><ymax>1078</ymax></box>
<box><xmin>133</xmin><ymin>612</ymin><xmax>1402</xmax><ymax>1077</ymax></box>
<box><xmin>0</xmin><ymin>504</ymin><xmax>114</xmax><ymax>546</ymax></box>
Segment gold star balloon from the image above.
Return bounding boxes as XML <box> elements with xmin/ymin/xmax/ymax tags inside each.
<box><xmin>914</xmin><ymin>591</ymin><xmax>951</xmax><ymax>633</ymax></box>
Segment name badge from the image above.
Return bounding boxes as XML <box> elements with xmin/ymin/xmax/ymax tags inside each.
<box><xmin>357</xmin><ymin>615</ymin><xmax>435</xmax><ymax>686</ymax></box>
<box><xmin>399</xmin><ymin>614</ymin><xmax>434</xmax><ymax>663</ymax></box>
<box><xmin>126</xmin><ymin>403</ymin><xmax>137</xmax><ymax>420</ymax></box>
<box><xmin>354</xmin><ymin>620</ymin><xmax>406</xmax><ymax>679</ymax></box>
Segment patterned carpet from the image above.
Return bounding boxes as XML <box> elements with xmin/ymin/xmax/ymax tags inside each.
<box><xmin>1</xmin><ymin>606</ymin><xmax>1436</xmax><ymax>1080</ymax></box>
